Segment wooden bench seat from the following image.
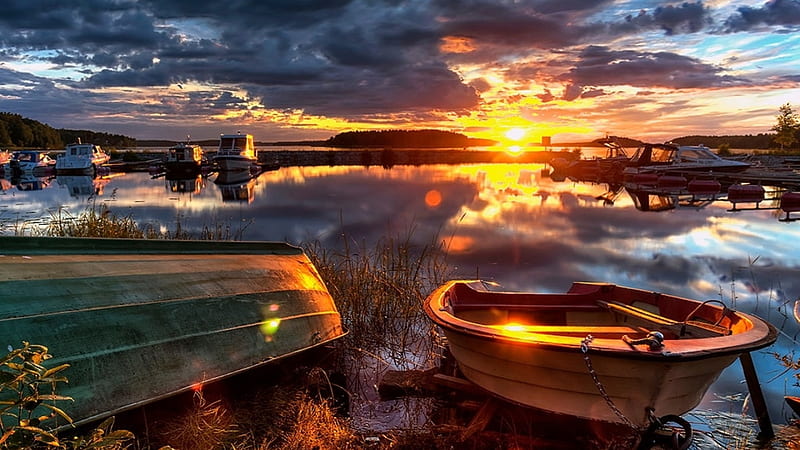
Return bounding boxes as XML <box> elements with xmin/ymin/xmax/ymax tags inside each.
<box><xmin>597</xmin><ymin>300</ymin><xmax>727</xmax><ymax>338</ymax></box>
<box><xmin>488</xmin><ymin>324</ymin><xmax>648</xmax><ymax>338</ymax></box>
<box><xmin>452</xmin><ymin>303</ymin><xmax>602</xmax><ymax>312</ymax></box>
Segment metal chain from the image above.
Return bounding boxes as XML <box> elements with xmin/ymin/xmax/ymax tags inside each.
<box><xmin>580</xmin><ymin>335</ymin><xmax>639</xmax><ymax>429</ymax></box>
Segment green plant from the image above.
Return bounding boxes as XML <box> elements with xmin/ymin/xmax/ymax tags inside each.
<box><xmin>0</xmin><ymin>343</ymin><xmax>134</xmax><ymax>449</ymax></box>
<box><xmin>0</xmin><ymin>342</ymin><xmax>71</xmax><ymax>448</ymax></box>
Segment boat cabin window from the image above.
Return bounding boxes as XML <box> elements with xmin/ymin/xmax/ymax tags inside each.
<box><xmin>221</xmin><ymin>137</ymin><xmax>249</xmax><ymax>150</ymax></box>
<box><xmin>680</xmin><ymin>148</ymin><xmax>716</xmax><ymax>161</ymax></box>
<box><xmin>649</xmin><ymin>148</ymin><xmax>675</xmax><ymax>163</ymax></box>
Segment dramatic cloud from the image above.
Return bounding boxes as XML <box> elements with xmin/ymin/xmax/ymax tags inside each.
<box><xmin>560</xmin><ymin>45</ymin><xmax>747</xmax><ymax>91</ymax></box>
<box><xmin>0</xmin><ymin>0</ymin><xmax>797</xmax><ymax>140</ymax></box>
<box><xmin>724</xmin><ymin>0</ymin><xmax>800</xmax><ymax>31</ymax></box>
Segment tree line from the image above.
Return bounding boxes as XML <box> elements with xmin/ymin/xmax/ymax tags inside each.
<box><xmin>325</xmin><ymin>129</ymin><xmax>496</xmax><ymax>148</ymax></box>
<box><xmin>0</xmin><ymin>112</ymin><xmax>136</xmax><ymax>149</ymax></box>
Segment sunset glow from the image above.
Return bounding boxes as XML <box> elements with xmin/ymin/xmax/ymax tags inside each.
<box><xmin>505</xmin><ymin>128</ymin><xmax>526</xmax><ymax>141</ymax></box>
<box><xmin>0</xmin><ymin>2</ymin><xmax>797</xmax><ymax>143</ymax></box>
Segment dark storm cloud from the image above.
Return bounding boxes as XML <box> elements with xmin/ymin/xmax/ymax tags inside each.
<box><xmin>559</xmin><ymin>45</ymin><xmax>746</xmax><ymax>92</ymax></box>
<box><xmin>528</xmin><ymin>0</ymin><xmax>614</xmax><ymax>14</ymax></box>
<box><xmin>0</xmin><ymin>0</ymin><xmax>796</xmax><ymax>130</ymax></box>
<box><xmin>140</xmin><ymin>0</ymin><xmax>356</xmax><ymax>27</ymax></box>
<box><xmin>724</xmin><ymin>0</ymin><xmax>800</xmax><ymax>32</ymax></box>
<box><xmin>618</xmin><ymin>2</ymin><xmax>710</xmax><ymax>35</ymax></box>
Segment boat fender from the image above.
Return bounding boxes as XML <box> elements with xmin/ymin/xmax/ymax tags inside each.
<box><xmin>622</xmin><ymin>331</ymin><xmax>664</xmax><ymax>350</ymax></box>
<box><xmin>637</xmin><ymin>413</ymin><xmax>693</xmax><ymax>450</ymax></box>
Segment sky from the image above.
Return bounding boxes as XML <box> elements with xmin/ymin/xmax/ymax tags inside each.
<box><xmin>0</xmin><ymin>0</ymin><xmax>799</xmax><ymax>145</ymax></box>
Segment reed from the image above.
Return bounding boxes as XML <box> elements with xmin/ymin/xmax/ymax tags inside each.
<box><xmin>45</xmin><ymin>204</ymin><xmax>159</xmax><ymax>239</ymax></box>
<box><xmin>304</xmin><ymin>227</ymin><xmax>452</xmax><ymax>362</ymax></box>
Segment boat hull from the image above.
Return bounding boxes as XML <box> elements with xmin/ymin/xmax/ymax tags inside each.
<box><xmin>444</xmin><ymin>325</ymin><xmax>739</xmax><ymax>426</ymax></box>
<box><xmin>214</xmin><ymin>155</ymin><xmax>257</xmax><ymax>171</ymax></box>
<box><xmin>0</xmin><ymin>236</ymin><xmax>345</xmax><ymax>429</ymax></box>
<box><xmin>425</xmin><ymin>280</ymin><xmax>777</xmax><ymax>427</ymax></box>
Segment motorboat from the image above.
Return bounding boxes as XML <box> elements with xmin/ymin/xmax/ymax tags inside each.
<box><xmin>424</xmin><ymin>280</ymin><xmax>776</xmax><ymax>427</ymax></box>
<box><xmin>164</xmin><ymin>141</ymin><xmax>205</xmax><ymax>175</ymax></box>
<box><xmin>213</xmin><ymin>133</ymin><xmax>258</xmax><ymax>171</ymax></box>
<box><xmin>623</xmin><ymin>143</ymin><xmax>750</xmax><ymax>177</ymax></box>
<box><xmin>3</xmin><ymin>150</ymin><xmax>55</xmax><ymax>175</ymax></box>
<box><xmin>0</xmin><ymin>236</ymin><xmax>346</xmax><ymax>430</ymax></box>
<box><xmin>0</xmin><ymin>149</ymin><xmax>12</xmax><ymax>169</ymax></box>
<box><xmin>55</xmin><ymin>140</ymin><xmax>111</xmax><ymax>174</ymax></box>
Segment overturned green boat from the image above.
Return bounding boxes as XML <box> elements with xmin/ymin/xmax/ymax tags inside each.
<box><xmin>0</xmin><ymin>236</ymin><xmax>346</xmax><ymax>429</ymax></box>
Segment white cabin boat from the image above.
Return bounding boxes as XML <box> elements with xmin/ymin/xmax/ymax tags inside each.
<box><xmin>3</xmin><ymin>150</ymin><xmax>55</xmax><ymax>175</ymax></box>
<box><xmin>55</xmin><ymin>140</ymin><xmax>111</xmax><ymax>174</ymax></box>
<box><xmin>213</xmin><ymin>133</ymin><xmax>257</xmax><ymax>171</ymax></box>
<box><xmin>623</xmin><ymin>143</ymin><xmax>749</xmax><ymax>177</ymax></box>
<box><xmin>165</xmin><ymin>142</ymin><xmax>204</xmax><ymax>175</ymax></box>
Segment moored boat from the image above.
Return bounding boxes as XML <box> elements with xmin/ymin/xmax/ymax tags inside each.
<box><xmin>164</xmin><ymin>141</ymin><xmax>204</xmax><ymax>175</ymax></box>
<box><xmin>424</xmin><ymin>280</ymin><xmax>776</xmax><ymax>427</ymax></box>
<box><xmin>55</xmin><ymin>140</ymin><xmax>111</xmax><ymax>174</ymax></box>
<box><xmin>623</xmin><ymin>143</ymin><xmax>750</xmax><ymax>177</ymax></box>
<box><xmin>0</xmin><ymin>236</ymin><xmax>346</xmax><ymax>430</ymax></box>
<box><xmin>3</xmin><ymin>150</ymin><xmax>55</xmax><ymax>176</ymax></box>
<box><xmin>213</xmin><ymin>133</ymin><xmax>257</xmax><ymax>171</ymax></box>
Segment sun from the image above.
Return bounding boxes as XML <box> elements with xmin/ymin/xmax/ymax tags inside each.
<box><xmin>505</xmin><ymin>128</ymin><xmax>526</xmax><ymax>141</ymax></box>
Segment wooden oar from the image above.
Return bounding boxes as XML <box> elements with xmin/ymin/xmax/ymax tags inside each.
<box><xmin>597</xmin><ymin>300</ymin><xmax>726</xmax><ymax>338</ymax></box>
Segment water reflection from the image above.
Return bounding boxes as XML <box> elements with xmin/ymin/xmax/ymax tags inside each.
<box><xmin>214</xmin><ymin>171</ymin><xmax>257</xmax><ymax>203</ymax></box>
<box><xmin>1</xmin><ymin>163</ymin><xmax>799</xmax><ymax>424</ymax></box>
<box><xmin>3</xmin><ymin>173</ymin><xmax>53</xmax><ymax>191</ymax></box>
<box><xmin>165</xmin><ymin>174</ymin><xmax>206</xmax><ymax>195</ymax></box>
<box><xmin>56</xmin><ymin>175</ymin><xmax>110</xmax><ymax>198</ymax></box>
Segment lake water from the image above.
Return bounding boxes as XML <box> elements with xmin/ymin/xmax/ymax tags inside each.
<box><xmin>2</xmin><ymin>158</ymin><xmax>799</xmax><ymax>428</ymax></box>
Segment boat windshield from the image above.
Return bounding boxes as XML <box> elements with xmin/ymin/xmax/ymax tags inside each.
<box><xmin>649</xmin><ymin>148</ymin><xmax>676</xmax><ymax>163</ymax></box>
<box><xmin>220</xmin><ymin>137</ymin><xmax>249</xmax><ymax>150</ymax></box>
<box><xmin>679</xmin><ymin>148</ymin><xmax>718</xmax><ymax>161</ymax></box>
<box><xmin>14</xmin><ymin>152</ymin><xmax>36</xmax><ymax>162</ymax></box>
<box><xmin>69</xmin><ymin>146</ymin><xmax>91</xmax><ymax>156</ymax></box>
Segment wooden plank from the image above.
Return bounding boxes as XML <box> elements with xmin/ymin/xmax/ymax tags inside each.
<box><xmin>432</xmin><ymin>373</ymin><xmax>484</xmax><ymax>395</ymax></box>
<box><xmin>597</xmin><ymin>300</ymin><xmax>723</xmax><ymax>338</ymax></box>
<box><xmin>461</xmin><ymin>397</ymin><xmax>498</xmax><ymax>440</ymax></box>
<box><xmin>487</xmin><ymin>324</ymin><xmax>648</xmax><ymax>338</ymax></box>
<box><xmin>739</xmin><ymin>352</ymin><xmax>774</xmax><ymax>439</ymax></box>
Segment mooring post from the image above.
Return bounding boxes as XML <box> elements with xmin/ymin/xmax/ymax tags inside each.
<box><xmin>739</xmin><ymin>352</ymin><xmax>774</xmax><ymax>439</ymax></box>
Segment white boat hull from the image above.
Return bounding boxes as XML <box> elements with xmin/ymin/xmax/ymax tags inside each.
<box><xmin>214</xmin><ymin>156</ymin><xmax>257</xmax><ymax>171</ymax></box>
<box><xmin>444</xmin><ymin>328</ymin><xmax>738</xmax><ymax>426</ymax></box>
<box><xmin>425</xmin><ymin>280</ymin><xmax>777</xmax><ymax>427</ymax></box>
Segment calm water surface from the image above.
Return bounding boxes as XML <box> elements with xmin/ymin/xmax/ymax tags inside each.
<box><xmin>2</xmin><ymin>159</ymin><xmax>799</xmax><ymax>427</ymax></box>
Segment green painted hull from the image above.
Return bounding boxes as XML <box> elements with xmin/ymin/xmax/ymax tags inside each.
<box><xmin>0</xmin><ymin>236</ymin><xmax>345</xmax><ymax>429</ymax></box>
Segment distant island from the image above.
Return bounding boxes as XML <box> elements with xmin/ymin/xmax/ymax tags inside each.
<box><xmin>321</xmin><ymin>129</ymin><xmax>496</xmax><ymax>148</ymax></box>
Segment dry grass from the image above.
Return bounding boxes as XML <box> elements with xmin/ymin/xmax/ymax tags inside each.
<box><xmin>146</xmin><ymin>379</ymin><xmax>360</xmax><ymax>450</ymax></box>
<box><xmin>157</xmin><ymin>391</ymin><xmax>245</xmax><ymax>449</ymax></box>
<box><xmin>29</xmin><ymin>203</ymin><xmax>247</xmax><ymax>241</ymax></box>
<box><xmin>304</xmin><ymin>227</ymin><xmax>452</xmax><ymax>359</ymax></box>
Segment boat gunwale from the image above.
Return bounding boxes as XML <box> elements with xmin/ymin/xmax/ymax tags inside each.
<box><xmin>424</xmin><ymin>280</ymin><xmax>778</xmax><ymax>361</ymax></box>
<box><xmin>0</xmin><ymin>236</ymin><xmax>303</xmax><ymax>255</ymax></box>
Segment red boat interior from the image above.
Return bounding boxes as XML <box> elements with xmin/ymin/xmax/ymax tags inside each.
<box><xmin>442</xmin><ymin>282</ymin><xmax>754</xmax><ymax>341</ymax></box>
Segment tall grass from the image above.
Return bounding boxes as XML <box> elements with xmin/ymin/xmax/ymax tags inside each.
<box><xmin>305</xmin><ymin>226</ymin><xmax>452</xmax><ymax>361</ymax></box>
<box><xmin>13</xmin><ymin>202</ymin><xmax>248</xmax><ymax>241</ymax></box>
<box><xmin>305</xmin><ymin>227</ymin><xmax>452</xmax><ymax>367</ymax></box>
